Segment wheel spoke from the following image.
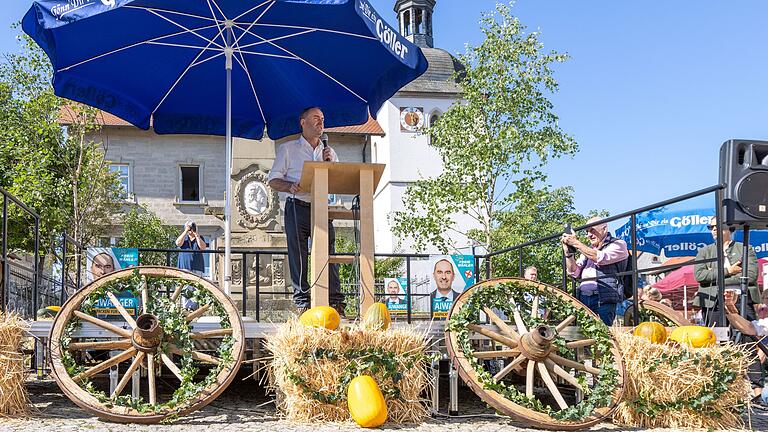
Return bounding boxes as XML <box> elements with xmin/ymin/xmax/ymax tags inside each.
<box><xmin>474</xmin><ymin>349</ymin><xmax>519</xmax><ymax>359</ymax></box>
<box><xmin>537</xmin><ymin>362</ymin><xmax>568</xmax><ymax>410</ymax></box>
<box><xmin>111</xmin><ymin>351</ymin><xmax>146</xmax><ymax>399</ymax></box>
<box><xmin>106</xmin><ymin>291</ymin><xmax>137</xmax><ymax>329</ymax></box>
<box><xmin>510</xmin><ymin>300</ymin><xmax>528</xmax><ymax>335</ymax></box>
<box><xmin>531</xmin><ymin>295</ymin><xmax>539</xmax><ymax>318</ymax></box>
<box><xmin>550</xmin><ymin>353</ymin><xmax>601</xmax><ymax>375</ymax></box>
<box><xmin>67</xmin><ymin>339</ymin><xmax>131</xmax><ymax>351</ymax></box>
<box><xmin>72</xmin><ymin>348</ymin><xmax>137</xmax><ymax>382</ymax></box>
<box><xmin>555</xmin><ymin>315</ymin><xmax>575</xmax><ymax>333</ymax></box>
<box><xmin>147</xmin><ymin>354</ymin><xmax>157</xmax><ymax>404</ymax></box>
<box><xmin>467</xmin><ymin>324</ymin><xmax>517</xmax><ymax>348</ymax></box>
<box><xmin>141</xmin><ymin>276</ymin><xmax>149</xmax><ymax>315</ymax></box>
<box><xmin>565</xmin><ymin>339</ymin><xmax>596</xmax><ymax>349</ymax></box>
<box><xmin>167</xmin><ymin>344</ymin><xmax>221</xmax><ymax>365</ymax></box>
<box><xmin>525</xmin><ymin>360</ymin><xmax>536</xmax><ymax>398</ymax></box>
<box><xmin>160</xmin><ymin>353</ymin><xmax>185</xmax><ymax>381</ymax></box>
<box><xmin>482</xmin><ymin>307</ymin><xmax>520</xmax><ymax>341</ymax></box>
<box><xmin>185</xmin><ymin>304</ymin><xmax>211</xmax><ymax>322</ymax></box>
<box><xmin>544</xmin><ymin>358</ymin><xmax>584</xmax><ymax>391</ymax></box>
<box><xmin>493</xmin><ymin>353</ymin><xmax>527</xmax><ymax>382</ymax></box>
<box><xmin>73</xmin><ymin>311</ymin><xmax>132</xmax><ymax>338</ymax></box>
<box><xmin>170</xmin><ymin>283</ymin><xmax>184</xmax><ymax>302</ymax></box>
<box><xmin>191</xmin><ymin>328</ymin><xmax>233</xmax><ymax>339</ymax></box>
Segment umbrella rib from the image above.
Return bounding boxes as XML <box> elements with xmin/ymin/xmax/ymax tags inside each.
<box><xmin>205</xmin><ymin>0</ymin><xmax>228</xmax><ymax>51</ymax></box>
<box><xmin>151</xmin><ymin>35</ymin><xmax>222</xmax><ymax>116</ymax></box>
<box><xmin>233</xmin><ymin>1</ymin><xmax>275</xmax><ymax>47</ymax></box>
<box><xmin>236</xmin><ymin>22</ymin><xmax>378</xmax><ymax>41</ymax></box>
<box><xmin>232</xmin><ymin>0</ymin><xmax>275</xmax><ymax>23</ymax></box>
<box><xmin>143</xmin><ymin>8</ymin><xmax>224</xmax><ymax>50</ymax></box>
<box><xmin>124</xmin><ymin>5</ymin><xmax>221</xmax><ymax>25</ymax></box>
<box><xmin>58</xmin><ymin>24</ymin><xmax>219</xmax><ymax>72</ymax></box>
<box><xmin>234</xmin><ymin>25</ymin><xmax>367</xmax><ymax>103</ymax></box>
<box><xmin>230</xmin><ymin>31</ymin><xmax>268</xmax><ymax>124</ymax></box>
<box><xmin>235</xmin><ymin>51</ymin><xmax>297</xmax><ymax>60</ymax></box>
<box><xmin>236</xmin><ymin>29</ymin><xmax>316</xmax><ymax>51</ymax></box>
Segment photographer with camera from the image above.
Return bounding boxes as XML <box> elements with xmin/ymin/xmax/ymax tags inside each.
<box><xmin>176</xmin><ymin>220</ymin><xmax>207</xmax><ymax>276</ymax></box>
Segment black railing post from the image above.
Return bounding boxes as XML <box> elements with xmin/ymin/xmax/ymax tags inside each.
<box><xmin>254</xmin><ymin>253</ymin><xmax>260</xmax><ymax>322</ymax></box>
<box><xmin>518</xmin><ymin>248</ymin><xmax>523</xmax><ymax>277</ymax></box>
<box><xmin>406</xmin><ymin>256</ymin><xmax>412</xmax><ymax>324</ymax></box>
<box><xmin>561</xmin><ymin>252</ymin><xmax>568</xmax><ymax>292</ymax></box>
<box><xmin>60</xmin><ymin>234</ymin><xmax>67</xmax><ymax>305</ymax></box>
<box><xmin>485</xmin><ymin>257</ymin><xmax>491</xmax><ymax>280</ymax></box>
<box><xmin>32</xmin><ymin>218</ymin><xmax>39</xmax><ymax>319</ymax></box>
<box><xmin>630</xmin><ymin>213</ymin><xmax>639</xmax><ymax>326</ymax></box>
<box><xmin>75</xmin><ymin>242</ymin><xmax>82</xmax><ymax>291</ymax></box>
<box><xmin>165</xmin><ymin>251</ymin><xmax>171</xmax><ymax>267</ymax></box>
<box><xmin>714</xmin><ymin>188</ymin><xmax>727</xmax><ymax>327</ymax></box>
<box><xmin>1</xmin><ymin>195</ymin><xmax>7</xmax><ymax>313</ymax></box>
<box><xmin>242</xmin><ymin>252</ymin><xmax>248</xmax><ymax>317</ymax></box>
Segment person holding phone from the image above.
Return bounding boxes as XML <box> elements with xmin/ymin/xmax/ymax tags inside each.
<box><xmin>693</xmin><ymin>217</ymin><xmax>758</xmax><ymax>325</ymax></box>
<box><xmin>176</xmin><ymin>220</ymin><xmax>207</xmax><ymax>275</ymax></box>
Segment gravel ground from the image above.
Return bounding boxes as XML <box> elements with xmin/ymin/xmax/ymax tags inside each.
<box><xmin>1</xmin><ymin>374</ymin><xmax>767</xmax><ymax>432</ymax></box>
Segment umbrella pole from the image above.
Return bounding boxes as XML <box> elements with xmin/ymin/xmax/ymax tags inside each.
<box><xmin>223</xmin><ymin>37</ymin><xmax>233</xmax><ymax>295</ymax></box>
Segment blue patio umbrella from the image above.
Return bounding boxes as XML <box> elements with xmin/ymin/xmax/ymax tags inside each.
<box><xmin>23</xmin><ymin>0</ymin><xmax>428</xmax><ymax>291</ymax></box>
<box><xmin>616</xmin><ymin>207</ymin><xmax>768</xmax><ymax>258</ymax></box>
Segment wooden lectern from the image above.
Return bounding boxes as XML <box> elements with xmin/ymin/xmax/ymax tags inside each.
<box><xmin>299</xmin><ymin>162</ymin><xmax>385</xmax><ymax>313</ymax></box>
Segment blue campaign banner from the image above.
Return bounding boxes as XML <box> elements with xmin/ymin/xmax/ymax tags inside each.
<box><xmin>112</xmin><ymin>247</ymin><xmax>139</xmax><ymax>267</ymax></box>
<box><xmin>94</xmin><ymin>290</ymin><xmax>139</xmax><ymax>319</ymax></box>
<box><xmin>428</xmin><ymin>254</ymin><xmax>474</xmax><ymax>319</ymax></box>
<box><xmin>384</xmin><ymin>277</ymin><xmax>408</xmax><ymax>314</ymax></box>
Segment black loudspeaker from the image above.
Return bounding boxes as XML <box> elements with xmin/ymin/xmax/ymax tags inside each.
<box><xmin>719</xmin><ymin>139</ymin><xmax>768</xmax><ymax>228</ymax></box>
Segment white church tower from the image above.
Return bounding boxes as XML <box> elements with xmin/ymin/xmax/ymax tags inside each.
<box><xmin>372</xmin><ymin>0</ymin><xmax>476</xmax><ymax>254</ymax></box>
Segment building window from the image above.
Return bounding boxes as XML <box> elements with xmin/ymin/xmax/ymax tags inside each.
<box><xmin>109</xmin><ymin>164</ymin><xmax>130</xmax><ymax>198</ymax></box>
<box><xmin>415</xmin><ymin>9</ymin><xmax>423</xmax><ymax>34</ymax></box>
<box><xmin>180</xmin><ymin>165</ymin><xmax>201</xmax><ymax>202</ymax></box>
<box><xmin>429</xmin><ymin>111</ymin><xmax>441</xmax><ymax>127</ymax></box>
<box><xmin>403</xmin><ymin>10</ymin><xmax>411</xmax><ymax>35</ymax></box>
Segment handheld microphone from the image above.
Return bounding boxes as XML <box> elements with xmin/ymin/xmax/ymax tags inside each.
<box><xmin>320</xmin><ymin>133</ymin><xmax>330</xmax><ymax>161</ymax></box>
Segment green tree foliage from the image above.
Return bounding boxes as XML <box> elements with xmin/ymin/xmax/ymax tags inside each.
<box><xmin>392</xmin><ymin>3</ymin><xmax>577</xmax><ymax>254</ymax></box>
<box><xmin>485</xmin><ymin>186</ymin><xmax>605</xmax><ymax>284</ymax></box>
<box><xmin>118</xmin><ymin>206</ymin><xmax>179</xmax><ymax>266</ymax></box>
<box><xmin>0</xmin><ymin>33</ymin><xmax>121</xmax><ymax>253</ymax></box>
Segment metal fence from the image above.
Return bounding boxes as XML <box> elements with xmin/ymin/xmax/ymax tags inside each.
<box><xmin>1</xmin><ymin>186</ymin><xmax>40</xmax><ymax>319</ymax></box>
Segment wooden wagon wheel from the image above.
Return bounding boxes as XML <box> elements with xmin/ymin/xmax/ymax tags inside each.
<box><xmin>445</xmin><ymin>278</ymin><xmax>625</xmax><ymax>430</ymax></box>
<box><xmin>49</xmin><ymin>266</ymin><xmax>244</xmax><ymax>423</ymax></box>
<box><xmin>623</xmin><ymin>299</ymin><xmax>689</xmax><ymax>327</ymax></box>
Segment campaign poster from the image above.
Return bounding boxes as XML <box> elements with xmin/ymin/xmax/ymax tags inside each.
<box><xmin>86</xmin><ymin>247</ymin><xmax>140</xmax><ymax>319</ymax></box>
<box><xmin>383</xmin><ymin>277</ymin><xmax>408</xmax><ymax>314</ymax></box>
<box><xmin>429</xmin><ymin>254</ymin><xmax>475</xmax><ymax>319</ymax></box>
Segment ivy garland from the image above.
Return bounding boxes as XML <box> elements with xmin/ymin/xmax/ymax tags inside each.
<box><xmin>60</xmin><ymin>270</ymin><xmax>235</xmax><ymax>414</ymax></box>
<box><xmin>447</xmin><ymin>281</ymin><xmax>620</xmax><ymax>421</ymax></box>
<box><xmin>628</xmin><ymin>348</ymin><xmax>741</xmax><ymax>417</ymax></box>
<box><xmin>284</xmin><ymin>346</ymin><xmax>429</xmax><ymax>404</ymax></box>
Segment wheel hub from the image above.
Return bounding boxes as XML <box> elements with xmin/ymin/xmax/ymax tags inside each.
<box><xmin>132</xmin><ymin>313</ymin><xmax>163</xmax><ymax>353</ymax></box>
<box><xmin>518</xmin><ymin>324</ymin><xmax>554</xmax><ymax>361</ymax></box>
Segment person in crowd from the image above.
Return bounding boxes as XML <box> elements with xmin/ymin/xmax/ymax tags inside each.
<box><xmin>523</xmin><ymin>266</ymin><xmax>538</xmax><ymax>281</ymax></box>
<box><xmin>642</xmin><ymin>287</ymin><xmax>663</xmax><ymax>302</ymax></box>
<box><xmin>176</xmin><ymin>221</ymin><xmax>207</xmax><ymax>276</ymax></box>
<box><xmin>723</xmin><ymin>290</ymin><xmax>768</xmax><ymax>405</ymax></box>
<box><xmin>693</xmin><ymin>217</ymin><xmax>758</xmax><ymax>325</ymax></box>
<box><xmin>90</xmin><ymin>252</ymin><xmax>115</xmax><ymax>279</ymax></box>
<box><xmin>562</xmin><ymin>216</ymin><xmax>629</xmax><ymax>325</ymax></box>
<box><xmin>267</xmin><ymin>107</ymin><xmax>343</xmax><ymax>316</ymax></box>
<box><xmin>754</xmin><ymin>288</ymin><xmax>768</xmax><ymax>319</ymax></box>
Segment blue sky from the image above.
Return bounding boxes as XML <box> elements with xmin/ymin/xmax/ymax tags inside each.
<box><xmin>6</xmin><ymin>1</ymin><xmax>768</xmax><ymax>217</ymax></box>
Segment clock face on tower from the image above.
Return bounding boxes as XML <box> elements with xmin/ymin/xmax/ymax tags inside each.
<box><xmin>399</xmin><ymin>107</ymin><xmax>424</xmax><ymax>132</ymax></box>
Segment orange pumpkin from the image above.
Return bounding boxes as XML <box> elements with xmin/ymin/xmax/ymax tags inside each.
<box><xmin>299</xmin><ymin>306</ymin><xmax>340</xmax><ymax>330</ymax></box>
<box><xmin>633</xmin><ymin>322</ymin><xmax>667</xmax><ymax>344</ymax></box>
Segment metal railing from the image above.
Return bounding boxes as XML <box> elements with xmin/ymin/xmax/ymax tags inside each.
<box><xmin>1</xmin><ymin>186</ymin><xmax>41</xmax><ymax>319</ymax></box>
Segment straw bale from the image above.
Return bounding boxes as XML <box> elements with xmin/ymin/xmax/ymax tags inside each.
<box><xmin>267</xmin><ymin>319</ymin><xmax>432</xmax><ymax>424</ymax></box>
<box><xmin>0</xmin><ymin>312</ymin><xmax>30</xmax><ymax>417</ymax></box>
<box><xmin>611</xmin><ymin>330</ymin><xmax>752</xmax><ymax>430</ymax></box>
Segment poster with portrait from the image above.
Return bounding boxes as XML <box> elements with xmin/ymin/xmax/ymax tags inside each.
<box><xmin>383</xmin><ymin>277</ymin><xmax>408</xmax><ymax>314</ymax></box>
<box><xmin>429</xmin><ymin>254</ymin><xmax>475</xmax><ymax>319</ymax></box>
<box><xmin>86</xmin><ymin>248</ymin><xmax>140</xmax><ymax>319</ymax></box>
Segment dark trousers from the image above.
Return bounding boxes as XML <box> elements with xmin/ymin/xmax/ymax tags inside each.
<box><xmin>284</xmin><ymin>199</ymin><xmax>342</xmax><ymax>308</ymax></box>
<box><xmin>578</xmin><ymin>292</ymin><xmax>616</xmax><ymax>326</ymax></box>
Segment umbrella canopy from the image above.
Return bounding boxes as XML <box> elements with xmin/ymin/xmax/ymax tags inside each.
<box><xmin>23</xmin><ymin>0</ymin><xmax>428</xmax><ymax>293</ymax></box>
<box><xmin>22</xmin><ymin>0</ymin><xmax>428</xmax><ymax>140</ymax></box>
<box><xmin>616</xmin><ymin>207</ymin><xmax>768</xmax><ymax>258</ymax></box>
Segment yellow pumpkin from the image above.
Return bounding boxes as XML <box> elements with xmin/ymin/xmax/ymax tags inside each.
<box><xmin>363</xmin><ymin>302</ymin><xmax>391</xmax><ymax>331</ymax></box>
<box><xmin>299</xmin><ymin>306</ymin><xmax>340</xmax><ymax>330</ymax></box>
<box><xmin>633</xmin><ymin>322</ymin><xmax>667</xmax><ymax>344</ymax></box>
<box><xmin>347</xmin><ymin>375</ymin><xmax>388</xmax><ymax>428</ymax></box>
<box><xmin>669</xmin><ymin>325</ymin><xmax>716</xmax><ymax>348</ymax></box>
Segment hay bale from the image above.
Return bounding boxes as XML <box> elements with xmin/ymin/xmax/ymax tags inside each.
<box><xmin>0</xmin><ymin>313</ymin><xmax>30</xmax><ymax>417</ymax></box>
<box><xmin>612</xmin><ymin>329</ymin><xmax>752</xmax><ymax>430</ymax></box>
<box><xmin>267</xmin><ymin>319</ymin><xmax>431</xmax><ymax>424</ymax></box>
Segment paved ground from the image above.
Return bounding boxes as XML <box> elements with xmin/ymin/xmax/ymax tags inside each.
<box><xmin>2</xmin><ymin>375</ymin><xmax>767</xmax><ymax>432</ymax></box>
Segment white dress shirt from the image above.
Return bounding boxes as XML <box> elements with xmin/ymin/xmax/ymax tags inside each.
<box><xmin>267</xmin><ymin>135</ymin><xmax>338</xmax><ymax>203</ymax></box>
